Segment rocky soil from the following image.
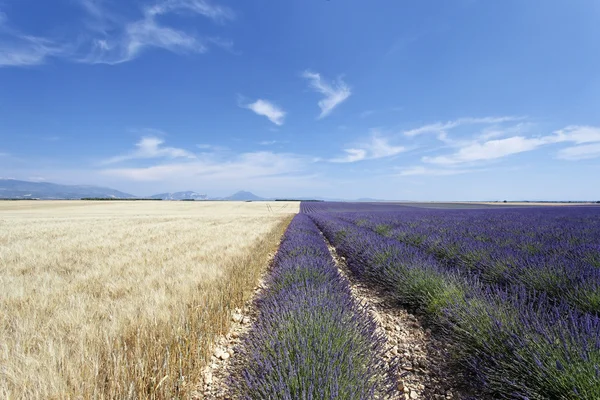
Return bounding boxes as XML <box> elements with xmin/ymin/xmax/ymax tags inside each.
<box><xmin>193</xmin><ymin>273</ymin><xmax>271</xmax><ymax>399</ymax></box>
<box><xmin>327</xmin><ymin>243</ymin><xmax>464</xmax><ymax>400</ymax></box>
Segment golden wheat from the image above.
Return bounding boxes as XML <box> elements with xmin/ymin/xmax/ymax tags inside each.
<box><xmin>0</xmin><ymin>200</ymin><xmax>297</xmax><ymax>399</ymax></box>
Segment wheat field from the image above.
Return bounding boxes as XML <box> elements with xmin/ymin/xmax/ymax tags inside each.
<box><xmin>0</xmin><ymin>200</ymin><xmax>297</xmax><ymax>399</ymax></box>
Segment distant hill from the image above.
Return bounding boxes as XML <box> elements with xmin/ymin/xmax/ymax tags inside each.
<box><xmin>222</xmin><ymin>191</ymin><xmax>265</xmax><ymax>201</ymax></box>
<box><xmin>355</xmin><ymin>197</ymin><xmax>387</xmax><ymax>202</ymax></box>
<box><xmin>0</xmin><ymin>179</ymin><xmax>135</xmax><ymax>199</ymax></box>
<box><xmin>150</xmin><ymin>191</ymin><xmax>208</xmax><ymax>201</ymax></box>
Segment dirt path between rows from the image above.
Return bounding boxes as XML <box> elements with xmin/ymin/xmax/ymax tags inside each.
<box><xmin>324</xmin><ymin>238</ymin><xmax>472</xmax><ymax>400</ymax></box>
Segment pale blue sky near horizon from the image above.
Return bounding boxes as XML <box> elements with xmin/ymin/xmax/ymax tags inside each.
<box><xmin>1</xmin><ymin>0</ymin><xmax>599</xmax><ymax>200</ymax></box>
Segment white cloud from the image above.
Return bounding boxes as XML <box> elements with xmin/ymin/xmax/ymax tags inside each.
<box><xmin>79</xmin><ymin>0</ymin><xmax>105</xmax><ymax>19</ymax></box>
<box><xmin>81</xmin><ymin>0</ymin><xmax>233</xmax><ymax>64</ymax></box>
<box><xmin>1</xmin><ymin>0</ymin><xmax>234</xmax><ymax>66</ymax></box>
<box><xmin>404</xmin><ymin>116</ymin><xmax>522</xmax><ymax>143</ymax></box>
<box><xmin>243</xmin><ymin>99</ymin><xmax>286</xmax><ymax>126</ymax></box>
<box><xmin>558</xmin><ymin>143</ymin><xmax>600</xmax><ymax>160</ymax></box>
<box><xmin>424</xmin><ymin>136</ymin><xmax>549</xmax><ymax>165</ymax></box>
<box><xmin>333</xmin><ymin>148</ymin><xmax>368</xmax><ymax>163</ymax></box>
<box><xmin>101</xmin><ymin>151</ymin><xmax>306</xmax><ymax>181</ymax></box>
<box><xmin>103</xmin><ymin>136</ymin><xmax>196</xmax><ymax>164</ymax></box>
<box><xmin>397</xmin><ymin>166</ymin><xmax>475</xmax><ymax>176</ymax></box>
<box><xmin>0</xmin><ymin>21</ymin><xmax>67</xmax><ymax>67</ymax></box>
<box><xmin>99</xmin><ymin>136</ymin><xmax>309</xmax><ymax>186</ymax></box>
<box><xmin>331</xmin><ymin>133</ymin><xmax>405</xmax><ymax>163</ymax></box>
<box><xmin>553</xmin><ymin>126</ymin><xmax>600</xmax><ymax>145</ymax></box>
<box><xmin>302</xmin><ymin>70</ymin><xmax>351</xmax><ymax>119</ymax></box>
<box><xmin>145</xmin><ymin>0</ymin><xmax>234</xmax><ymax>21</ymax></box>
<box><xmin>421</xmin><ymin>125</ymin><xmax>600</xmax><ymax>165</ymax></box>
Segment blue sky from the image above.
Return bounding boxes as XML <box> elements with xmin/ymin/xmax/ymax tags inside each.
<box><xmin>1</xmin><ymin>0</ymin><xmax>600</xmax><ymax>200</ymax></box>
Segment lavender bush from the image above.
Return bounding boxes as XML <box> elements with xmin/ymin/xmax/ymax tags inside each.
<box><xmin>322</xmin><ymin>205</ymin><xmax>600</xmax><ymax>316</ymax></box>
<box><xmin>234</xmin><ymin>214</ymin><xmax>396</xmax><ymax>399</ymax></box>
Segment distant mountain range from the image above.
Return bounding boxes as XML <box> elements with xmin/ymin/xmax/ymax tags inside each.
<box><xmin>150</xmin><ymin>191</ymin><xmax>208</xmax><ymax>201</ymax></box>
<box><xmin>0</xmin><ymin>179</ymin><xmax>136</xmax><ymax>200</ymax></box>
<box><xmin>221</xmin><ymin>191</ymin><xmax>265</xmax><ymax>201</ymax></box>
<box><xmin>0</xmin><ymin>179</ymin><xmax>272</xmax><ymax>201</ymax></box>
<box><xmin>0</xmin><ymin>179</ymin><xmax>388</xmax><ymax>202</ymax></box>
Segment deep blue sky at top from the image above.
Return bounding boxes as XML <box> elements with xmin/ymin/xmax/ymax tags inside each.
<box><xmin>1</xmin><ymin>0</ymin><xmax>599</xmax><ymax>199</ymax></box>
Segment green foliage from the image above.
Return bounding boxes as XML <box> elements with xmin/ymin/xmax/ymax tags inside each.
<box><xmin>374</xmin><ymin>224</ymin><xmax>392</xmax><ymax>237</ymax></box>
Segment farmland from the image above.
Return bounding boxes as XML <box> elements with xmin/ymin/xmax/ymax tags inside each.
<box><xmin>0</xmin><ymin>201</ymin><xmax>297</xmax><ymax>399</ymax></box>
<box><xmin>301</xmin><ymin>202</ymin><xmax>600</xmax><ymax>399</ymax></box>
<box><xmin>2</xmin><ymin>200</ymin><xmax>600</xmax><ymax>399</ymax></box>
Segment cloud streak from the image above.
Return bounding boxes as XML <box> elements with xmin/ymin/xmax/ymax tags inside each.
<box><xmin>98</xmin><ymin>135</ymin><xmax>310</xmax><ymax>188</ymax></box>
<box><xmin>102</xmin><ymin>151</ymin><xmax>307</xmax><ymax>181</ymax></box>
<box><xmin>397</xmin><ymin>166</ymin><xmax>476</xmax><ymax>176</ymax></box>
<box><xmin>0</xmin><ymin>12</ymin><xmax>68</xmax><ymax>67</ymax></box>
<box><xmin>81</xmin><ymin>0</ymin><xmax>233</xmax><ymax>64</ymax></box>
<box><xmin>243</xmin><ymin>99</ymin><xmax>286</xmax><ymax>126</ymax></box>
<box><xmin>102</xmin><ymin>136</ymin><xmax>196</xmax><ymax>164</ymax></box>
<box><xmin>558</xmin><ymin>143</ymin><xmax>600</xmax><ymax>160</ymax></box>
<box><xmin>1</xmin><ymin>0</ymin><xmax>234</xmax><ymax>66</ymax></box>
<box><xmin>422</xmin><ymin>125</ymin><xmax>600</xmax><ymax>165</ymax></box>
<box><xmin>0</xmin><ymin>36</ymin><xmax>66</xmax><ymax>67</ymax></box>
<box><xmin>145</xmin><ymin>0</ymin><xmax>234</xmax><ymax>21</ymax></box>
<box><xmin>403</xmin><ymin>116</ymin><xmax>524</xmax><ymax>144</ymax></box>
<box><xmin>423</xmin><ymin>136</ymin><xmax>549</xmax><ymax>165</ymax></box>
<box><xmin>302</xmin><ymin>70</ymin><xmax>351</xmax><ymax>119</ymax></box>
<box><xmin>331</xmin><ymin>133</ymin><xmax>405</xmax><ymax>163</ymax></box>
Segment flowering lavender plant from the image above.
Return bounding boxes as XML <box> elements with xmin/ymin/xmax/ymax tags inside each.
<box><xmin>234</xmin><ymin>214</ymin><xmax>396</xmax><ymax>399</ymax></box>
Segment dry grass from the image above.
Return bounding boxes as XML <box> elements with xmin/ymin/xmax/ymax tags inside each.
<box><xmin>0</xmin><ymin>201</ymin><xmax>297</xmax><ymax>399</ymax></box>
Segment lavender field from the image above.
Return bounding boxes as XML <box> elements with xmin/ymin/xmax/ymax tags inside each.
<box><xmin>208</xmin><ymin>202</ymin><xmax>600</xmax><ymax>399</ymax></box>
<box><xmin>294</xmin><ymin>202</ymin><xmax>600</xmax><ymax>399</ymax></box>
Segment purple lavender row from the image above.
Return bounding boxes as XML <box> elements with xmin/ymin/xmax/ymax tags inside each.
<box><xmin>233</xmin><ymin>214</ymin><xmax>396</xmax><ymax>399</ymax></box>
<box><xmin>324</xmin><ymin>207</ymin><xmax>600</xmax><ymax>315</ymax></box>
<box><xmin>308</xmin><ymin>212</ymin><xmax>600</xmax><ymax>399</ymax></box>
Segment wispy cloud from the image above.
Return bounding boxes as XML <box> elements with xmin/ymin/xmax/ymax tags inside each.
<box><xmin>558</xmin><ymin>143</ymin><xmax>600</xmax><ymax>160</ymax></box>
<box><xmin>397</xmin><ymin>166</ymin><xmax>476</xmax><ymax>176</ymax></box>
<box><xmin>553</xmin><ymin>125</ymin><xmax>600</xmax><ymax>144</ymax></box>
<box><xmin>102</xmin><ymin>150</ymin><xmax>306</xmax><ymax>181</ymax></box>
<box><xmin>404</xmin><ymin>116</ymin><xmax>523</xmax><ymax>143</ymax></box>
<box><xmin>359</xmin><ymin>106</ymin><xmax>403</xmax><ymax>119</ymax></box>
<box><xmin>555</xmin><ymin>126</ymin><xmax>600</xmax><ymax>160</ymax></box>
<box><xmin>145</xmin><ymin>0</ymin><xmax>234</xmax><ymax>21</ymax></box>
<box><xmin>0</xmin><ymin>38</ymin><xmax>65</xmax><ymax>66</ymax></box>
<box><xmin>197</xmin><ymin>143</ymin><xmax>228</xmax><ymax>152</ymax></box>
<box><xmin>423</xmin><ymin>136</ymin><xmax>549</xmax><ymax>165</ymax></box>
<box><xmin>102</xmin><ymin>136</ymin><xmax>196</xmax><ymax>164</ymax></box>
<box><xmin>0</xmin><ymin>12</ymin><xmax>68</xmax><ymax>67</ymax></box>
<box><xmin>1</xmin><ymin>0</ymin><xmax>234</xmax><ymax>67</ymax></box>
<box><xmin>302</xmin><ymin>70</ymin><xmax>351</xmax><ymax>119</ymax></box>
<box><xmin>422</xmin><ymin>125</ymin><xmax>600</xmax><ymax>165</ymax></box>
<box><xmin>98</xmin><ymin>135</ymin><xmax>310</xmax><ymax>185</ymax></box>
<box><xmin>242</xmin><ymin>99</ymin><xmax>286</xmax><ymax>126</ymax></box>
<box><xmin>331</xmin><ymin>132</ymin><xmax>405</xmax><ymax>163</ymax></box>
<box><xmin>81</xmin><ymin>0</ymin><xmax>233</xmax><ymax>64</ymax></box>
<box><xmin>78</xmin><ymin>0</ymin><xmax>106</xmax><ymax>20</ymax></box>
